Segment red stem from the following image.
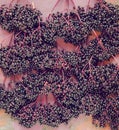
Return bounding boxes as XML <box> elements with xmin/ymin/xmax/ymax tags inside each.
<box><xmin>9</xmin><ymin>33</ymin><xmax>14</xmax><ymax>46</ymax></box>
<box><xmin>0</xmin><ymin>43</ymin><xmax>2</xmax><ymax>48</ymax></box>
<box><xmin>51</xmin><ymin>0</ymin><xmax>61</xmax><ymax>13</ymax></box>
<box><xmin>92</xmin><ymin>29</ymin><xmax>106</xmax><ymax>50</ymax></box>
<box><xmin>3</xmin><ymin>77</ymin><xmax>7</xmax><ymax>87</ymax></box>
<box><xmin>97</xmin><ymin>0</ymin><xmax>110</xmax><ymax>12</ymax></box>
<box><xmin>82</xmin><ymin>56</ymin><xmax>95</xmax><ymax>81</ymax></box>
<box><xmin>74</xmin><ymin>46</ymin><xmax>80</xmax><ymax>53</ymax></box>
<box><xmin>21</xmin><ymin>94</ymin><xmax>41</xmax><ymax>112</ymax></box>
<box><xmin>109</xmin><ymin>71</ymin><xmax>118</xmax><ymax>81</ymax></box>
<box><xmin>9</xmin><ymin>0</ymin><xmax>20</xmax><ymax>8</ymax></box>
<box><xmin>15</xmin><ymin>31</ymin><xmax>22</xmax><ymax>38</ymax></box>
<box><xmin>46</xmin><ymin>95</ymin><xmax>48</xmax><ymax>104</ymax></box>
<box><xmin>86</xmin><ymin>0</ymin><xmax>91</xmax><ymax>13</ymax></box>
<box><xmin>67</xmin><ymin>0</ymin><xmax>69</xmax><ymax>12</ymax></box>
<box><xmin>9</xmin><ymin>0</ymin><xmax>15</xmax><ymax>7</ymax></box>
<box><xmin>112</xmin><ymin>55</ymin><xmax>119</xmax><ymax>69</ymax></box>
<box><xmin>70</xmin><ymin>0</ymin><xmax>76</xmax><ymax>8</ymax></box>
<box><xmin>82</xmin><ymin>59</ymin><xmax>90</xmax><ymax>73</ymax></box>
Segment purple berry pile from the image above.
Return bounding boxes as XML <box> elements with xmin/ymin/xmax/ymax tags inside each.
<box><xmin>0</xmin><ymin>0</ymin><xmax>119</xmax><ymax>129</ymax></box>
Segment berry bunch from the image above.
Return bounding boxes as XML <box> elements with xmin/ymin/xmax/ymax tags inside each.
<box><xmin>43</xmin><ymin>12</ymin><xmax>91</xmax><ymax>46</ymax></box>
<box><xmin>14</xmin><ymin>30</ymin><xmax>43</xmax><ymax>47</ymax></box>
<box><xmin>0</xmin><ymin>45</ymin><xmax>33</xmax><ymax>76</ymax></box>
<box><xmin>85</xmin><ymin>2</ymin><xmax>119</xmax><ymax>31</ymax></box>
<box><xmin>0</xmin><ymin>0</ymin><xmax>118</xmax><ymax>130</ymax></box>
<box><xmin>0</xmin><ymin>4</ymin><xmax>42</xmax><ymax>32</ymax></box>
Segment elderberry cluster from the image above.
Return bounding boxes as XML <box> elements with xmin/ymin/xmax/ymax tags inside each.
<box><xmin>0</xmin><ymin>0</ymin><xmax>119</xmax><ymax>130</ymax></box>
<box><xmin>0</xmin><ymin>4</ymin><xmax>42</xmax><ymax>32</ymax></box>
<box><xmin>84</xmin><ymin>1</ymin><xmax>119</xmax><ymax>31</ymax></box>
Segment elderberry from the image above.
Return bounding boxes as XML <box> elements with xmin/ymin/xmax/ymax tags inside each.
<box><xmin>0</xmin><ymin>1</ymin><xmax>118</xmax><ymax>129</ymax></box>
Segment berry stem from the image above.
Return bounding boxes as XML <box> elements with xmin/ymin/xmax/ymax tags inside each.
<box><xmin>88</xmin><ymin>56</ymin><xmax>94</xmax><ymax>79</ymax></box>
<box><xmin>82</xmin><ymin>56</ymin><xmax>94</xmax><ymax>80</ymax></box>
<box><xmin>70</xmin><ymin>0</ymin><xmax>76</xmax><ymax>8</ymax></box>
<box><xmin>62</xmin><ymin>69</ymin><xmax>65</xmax><ymax>83</ymax></box>
<box><xmin>97</xmin><ymin>0</ymin><xmax>110</xmax><ymax>11</ymax></box>
<box><xmin>46</xmin><ymin>94</ymin><xmax>48</xmax><ymax>104</ymax></box>
<box><xmin>92</xmin><ymin>29</ymin><xmax>106</xmax><ymax>50</ymax></box>
<box><xmin>3</xmin><ymin>77</ymin><xmax>7</xmax><ymax>88</ymax></box>
<box><xmin>32</xmin><ymin>25</ymin><xmax>41</xmax><ymax>34</ymax></box>
<box><xmin>51</xmin><ymin>0</ymin><xmax>76</xmax><ymax>14</ymax></box>
<box><xmin>67</xmin><ymin>0</ymin><xmax>69</xmax><ymax>12</ymax></box>
<box><xmin>9</xmin><ymin>0</ymin><xmax>15</xmax><ymax>7</ymax></box>
<box><xmin>109</xmin><ymin>70</ymin><xmax>118</xmax><ymax>81</ymax></box>
<box><xmin>82</xmin><ymin>60</ymin><xmax>90</xmax><ymax>73</ymax></box>
<box><xmin>15</xmin><ymin>31</ymin><xmax>22</xmax><ymax>38</ymax></box>
<box><xmin>51</xmin><ymin>0</ymin><xmax>61</xmax><ymax>13</ymax></box>
<box><xmin>9</xmin><ymin>33</ymin><xmax>14</xmax><ymax>46</ymax></box>
<box><xmin>9</xmin><ymin>0</ymin><xmax>20</xmax><ymax>7</ymax></box>
<box><xmin>86</xmin><ymin>0</ymin><xmax>91</xmax><ymax>13</ymax></box>
<box><xmin>74</xmin><ymin>46</ymin><xmax>80</xmax><ymax>53</ymax></box>
<box><xmin>21</xmin><ymin>94</ymin><xmax>42</xmax><ymax>112</ymax></box>
<box><xmin>112</xmin><ymin>55</ymin><xmax>119</xmax><ymax>69</ymax></box>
